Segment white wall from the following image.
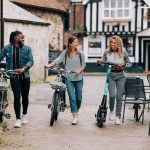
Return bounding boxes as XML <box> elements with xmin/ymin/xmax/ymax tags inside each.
<box><xmin>25</xmin><ymin>8</ymin><xmax>64</xmax><ymax>51</ymax></box>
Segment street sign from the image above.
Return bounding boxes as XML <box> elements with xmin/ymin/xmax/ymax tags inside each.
<box><xmin>71</xmin><ymin>0</ymin><xmax>82</xmax><ymax>2</ymax></box>
<box><xmin>71</xmin><ymin>0</ymin><xmax>89</xmax><ymax>5</ymax></box>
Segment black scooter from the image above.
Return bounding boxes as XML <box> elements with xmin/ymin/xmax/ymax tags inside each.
<box><xmin>95</xmin><ymin>63</ymin><xmax>114</xmax><ymax>127</ymax></box>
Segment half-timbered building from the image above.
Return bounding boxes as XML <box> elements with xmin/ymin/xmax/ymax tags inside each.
<box><xmin>82</xmin><ymin>0</ymin><xmax>150</xmax><ymax>72</ymax></box>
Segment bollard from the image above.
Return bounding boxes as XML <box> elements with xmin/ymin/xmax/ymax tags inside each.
<box><xmin>148</xmin><ymin>121</ymin><xmax>150</xmax><ymax>135</ymax></box>
<box><xmin>44</xmin><ymin>66</ymin><xmax>47</xmax><ymax>81</ymax></box>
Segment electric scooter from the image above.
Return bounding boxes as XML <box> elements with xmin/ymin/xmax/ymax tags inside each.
<box><xmin>95</xmin><ymin>63</ymin><xmax>114</xmax><ymax>127</ymax></box>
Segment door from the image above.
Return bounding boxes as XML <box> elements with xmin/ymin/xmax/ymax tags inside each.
<box><xmin>143</xmin><ymin>41</ymin><xmax>150</xmax><ymax>71</ymax></box>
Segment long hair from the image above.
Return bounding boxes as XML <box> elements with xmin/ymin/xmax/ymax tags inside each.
<box><xmin>67</xmin><ymin>36</ymin><xmax>78</xmax><ymax>57</ymax></box>
<box><xmin>9</xmin><ymin>31</ymin><xmax>23</xmax><ymax>44</ymax></box>
<box><xmin>108</xmin><ymin>35</ymin><xmax>124</xmax><ymax>57</ymax></box>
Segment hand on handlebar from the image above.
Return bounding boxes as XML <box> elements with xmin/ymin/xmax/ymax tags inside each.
<box><xmin>45</xmin><ymin>65</ymin><xmax>50</xmax><ymax>68</ymax></box>
<box><xmin>45</xmin><ymin>61</ymin><xmax>56</xmax><ymax>69</ymax></box>
<box><xmin>113</xmin><ymin>63</ymin><xmax>125</xmax><ymax>70</ymax></box>
<box><xmin>14</xmin><ymin>68</ymin><xmax>24</xmax><ymax>74</ymax></box>
<box><xmin>96</xmin><ymin>59</ymin><xmax>104</xmax><ymax>65</ymax></box>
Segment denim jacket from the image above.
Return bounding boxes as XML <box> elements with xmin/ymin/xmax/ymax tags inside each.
<box><xmin>0</xmin><ymin>44</ymin><xmax>34</xmax><ymax>78</ymax></box>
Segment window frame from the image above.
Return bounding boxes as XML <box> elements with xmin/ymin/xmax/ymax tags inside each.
<box><xmin>102</xmin><ymin>0</ymin><xmax>131</xmax><ymax>21</ymax></box>
<box><xmin>106</xmin><ymin>35</ymin><xmax>135</xmax><ymax>57</ymax></box>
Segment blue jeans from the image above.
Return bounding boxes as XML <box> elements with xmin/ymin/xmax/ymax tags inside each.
<box><xmin>65</xmin><ymin>78</ymin><xmax>83</xmax><ymax>113</ymax></box>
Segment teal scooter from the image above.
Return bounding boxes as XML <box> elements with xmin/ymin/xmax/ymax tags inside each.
<box><xmin>95</xmin><ymin>63</ymin><xmax>114</xmax><ymax>127</ymax></box>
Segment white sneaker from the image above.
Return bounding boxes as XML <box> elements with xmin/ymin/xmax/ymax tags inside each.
<box><xmin>72</xmin><ymin>117</ymin><xmax>78</xmax><ymax>125</ymax></box>
<box><xmin>22</xmin><ymin>114</ymin><xmax>28</xmax><ymax>124</ymax></box>
<box><xmin>14</xmin><ymin>119</ymin><xmax>21</xmax><ymax>128</ymax></box>
<box><xmin>115</xmin><ymin>116</ymin><xmax>122</xmax><ymax>125</ymax></box>
<box><xmin>109</xmin><ymin>111</ymin><xmax>115</xmax><ymax>121</ymax></box>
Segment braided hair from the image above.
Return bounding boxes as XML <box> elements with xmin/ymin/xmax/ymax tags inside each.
<box><xmin>9</xmin><ymin>31</ymin><xmax>23</xmax><ymax>44</ymax></box>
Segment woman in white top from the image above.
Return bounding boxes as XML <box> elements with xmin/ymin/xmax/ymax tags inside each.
<box><xmin>97</xmin><ymin>35</ymin><xmax>131</xmax><ymax>125</ymax></box>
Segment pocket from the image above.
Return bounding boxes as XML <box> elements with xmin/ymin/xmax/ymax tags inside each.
<box><xmin>20</xmin><ymin>53</ymin><xmax>28</xmax><ymax>60</ymax></box>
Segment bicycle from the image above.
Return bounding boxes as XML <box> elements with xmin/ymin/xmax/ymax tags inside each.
<box><xmin>45</xmin><ymin>67</ymin><xmax>67</xmax><ymax>126</ymax></box>
<box><xmin>46</xmin><ymin>67</ymin><xmax>77</xmax><ymax>126</ymax></box>
<box><xmin>0</xmin><ymin>69</ymin><xmax>19</xmax><ymax>123</ymax></box>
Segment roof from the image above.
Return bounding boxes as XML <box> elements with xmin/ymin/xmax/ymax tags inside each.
<box><xmin>9</xmin><ymin>0</ymin><xmax>69</xmax><ymax>13</ymax></box>
<box><xmin>137</xmin><ymin>28</ymin><xmax>150</xmax><ymax>37</ymax></box>
<box><xmin>144</xmin><ymin>0</ymin><xmax>150</xmax><ymax>7</ymax></box>
<box><xmin>4</xmin><ymin>0</ymin><xmax>49</xmax><ymax>25</ymax></box>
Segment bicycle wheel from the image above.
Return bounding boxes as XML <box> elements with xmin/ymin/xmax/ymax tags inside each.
<box><xmin>0</xmin><ymin>93</ymin><xmax>4</xmax><ymax>123</ymax></box>
<box><xmin>55</xmin><ymin>93</ymin><xmax>60</xmax><ymax>121</ymax></box>
<box><xmin>50</xmin><ymin>91</ymin><xmax>59</xmax><ymax>126</ymax></box>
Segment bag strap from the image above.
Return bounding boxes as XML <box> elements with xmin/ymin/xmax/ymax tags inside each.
<box><xmin>64</xmin><ymin>52</ymin><xmax>82</xmax><ymax>67</ymax></box>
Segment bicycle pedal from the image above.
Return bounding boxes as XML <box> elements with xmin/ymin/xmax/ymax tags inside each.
<box><xmin>5</xmin><ymin>113</ymin><xmax>11</xmax><ymax>119</ymax></box>
<box><xmin>48</xmin><ymin>104</ymin><xmax>51</xmax><ymax>108</ymax></box>
<box><xmin>60</xmin><ymin>108</ymin><xmax>65</xmax><ymax>112</ymax></box>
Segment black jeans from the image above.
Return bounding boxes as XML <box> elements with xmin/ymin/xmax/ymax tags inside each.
<box><xmin>10</xmin><ymin>77</ymin><xmax>30</xmax><ymax>119</ymax></box>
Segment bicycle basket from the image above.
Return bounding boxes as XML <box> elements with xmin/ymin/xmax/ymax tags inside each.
<box><xmin>50</xmin><ymin>81</ymin><xmax>66</xmax><ymax>90</ymax></box>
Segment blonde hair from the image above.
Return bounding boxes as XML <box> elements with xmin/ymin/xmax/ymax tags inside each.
<box><xmin>108</xmin><ymin>35</ymin><xmax>124</xmax><ymax>57</ymax></box>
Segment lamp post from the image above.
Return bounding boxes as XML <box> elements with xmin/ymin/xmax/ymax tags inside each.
<box><xmin>0</xmin><ymin>0</ymin><xmax>4</xmax><ymax>49</ymax></box>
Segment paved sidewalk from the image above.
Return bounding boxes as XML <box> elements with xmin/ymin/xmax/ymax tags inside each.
<box><xmin>0</xmin><ymin>75</ymin><xmax>150</xmax><ymax>150</ymax></box>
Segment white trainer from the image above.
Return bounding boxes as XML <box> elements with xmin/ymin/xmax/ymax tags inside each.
<box><xmin>72</xmin><ymin>117</ymin><xmax>78</xmax><ymax>125</ymax></box>
<box><xmin>14</xmin><ymin>119</ymin><xmax>21</xmax><ymax>128</ymax></box>
<box><xmin>115</xmin><ymin>116</ymin><xmax>122</xmax><ymax>125</ymax></box>
<box><xmin>22</xmin><ymin>114</ymin><xmax>28</xmax><ymax>124</ymax></box>
<box><xmin>109</xmin><ymin>111</ymin><xmax>115</xmax><ymax>121</ymax></box>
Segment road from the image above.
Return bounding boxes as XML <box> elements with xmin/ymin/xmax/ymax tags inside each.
<box><xmin>0</xmin><ymin>74</ymin><xmax>150</xmax><ymax>150</ymax></box>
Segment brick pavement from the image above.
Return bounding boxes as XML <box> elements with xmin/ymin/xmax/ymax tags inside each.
<box><xmin>0</xmin><ymin>75</ymin><xmax>150</xmax><ymax>150</ymax></box>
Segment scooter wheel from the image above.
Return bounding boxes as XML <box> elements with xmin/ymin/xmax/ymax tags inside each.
<box><xmin>97</xmin><ymin>111</ymin><xmax>105</xmax><ymax>128</ymax></box>
<box><xmin>0</xmin><ymin>112</ymin><xmax>4</xmax><ymax>123</ymax></box>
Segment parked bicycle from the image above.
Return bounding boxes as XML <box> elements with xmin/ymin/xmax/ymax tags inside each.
<box><xmin>0</xmin><ymin>69</ymin><xmax>19</xmax><ymax>123</ymax></box>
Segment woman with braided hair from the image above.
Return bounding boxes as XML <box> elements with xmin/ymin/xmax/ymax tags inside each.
<box><xmin>97</xmin><ymin>35</ymin><xmax>131</xmax><ymax>125</ymax></box>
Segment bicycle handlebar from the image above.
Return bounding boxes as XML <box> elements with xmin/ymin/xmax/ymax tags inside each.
<box><xmin>45</xmin><ymin>66</ymin><xmax>76</xmax><ymax>74</ymax></box>
<box><xmin>97</xmin><ymin>62</ymin><xmax>116</xmax><ymax>67</ymax></box>
<box><xmin>4</xmin><ymin>70</ymin><xmax>19</xmax><ymax>79</ymax></box>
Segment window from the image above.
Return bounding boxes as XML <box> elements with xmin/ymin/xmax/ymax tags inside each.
<box><xmin>106</xmin><ymin>36</ymin><xmax>134</xmax><ymax>56</ymax></box>
<box><xmin>88</xmin><ymin>37</ymin><xmax>102</xmax><ymax>56</ymax></box>
<box><xmin>122</xmin><ymin>37</ymin><xmax>134</xmax><ymax>56</ymax></box>
<box><xmin>64</xmin><ymin>13</ymin><xmax>69</xmax><ymax>31</ymax></box>
<box><xmin>103</xmin><ymin>0</ymin><xmax>130</xmax><ymax>19</ymax></box>
<box><xmin>148</xmin><ymin>9</ymin><xmax>150</xmax><ymax>27</ymax></box>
